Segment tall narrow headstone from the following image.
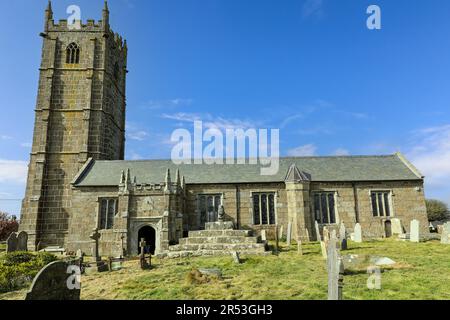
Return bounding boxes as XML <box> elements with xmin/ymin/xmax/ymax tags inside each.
<box><xmin>315</xmin><ymin>221</ymin><xmax>322</xmax><ymax>242</ymax></box>
<box><xmin>441</xmin><ymin>223</ymin><xmax>450</xmax><ymax>244</ymax></box>
<box><xmin>410</xmin><ymin>220</ymin><xmax>420</xmax><ymax>243</ymax></box>
<box><xmin>353</xmin><ymin>223</ymin><xmax>362</xmax><ymax>243</ymax></box>
<box><xmin>279</xmin><ymin>225</ymin><xmax>284</xmax><ymax>240</ymax></box>
<box><xmin>327</xmin><ymin>231</ymin><xmax>344</xmax><ymax>300</ymax></box>
<box><xmin>275</xmin><ymin>225</ymin><xmax>280</xmax><ymax>253</ymax></box>
<box><xmin>297</xmin><ymin>237</ymin><xmax>303</xmax><ymax>256</ymax></box>
<box><xmin>339</xmin><ymin>223</ymin><xmax>347</xmax><ymax>250</ymax></box>
<box><xmin>391</xmin><ymin>218</ymin><xmax>404</xmax><ymax>236</ymax></box>
<box><xmin>261</xmin><ymin>230</ymin><xmax>267</xmax><ymax>241</ymax></box>
<box><xmin>286</xmin><ymin>222</ymin><xmax>292</xmax><ymax>247</ymax></box>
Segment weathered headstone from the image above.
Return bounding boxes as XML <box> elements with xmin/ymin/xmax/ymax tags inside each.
<box><xmin>25</xmin><ymin>260</ymin><xmax>81</xmax><ymax>300</ymax></box>
<box><xmin>315</xmin><ymin>221</ymin><xmax>321</xmax><ymax>242</ymax></box>
<box><xmin>339</xmin><ymin>223</ymin><xmax>347</xmax><ymax>250</ymax></box>
<box><xmin>391</xmin><ymin>218</ymin><xmax>404</xmax><ymax>236</ymax></box>
<box><xmin>353</xmin><ymin>223</ymin><xmax>362</xmax><ymax>243</ymax></box>
<box><xmin>120</xmin><ymin>233</ymin><xmax>126</xmax><ymax>258</ymax></box>
<box><xmin>275</xmin><ymin>225</ymin><xmax>280</xmax><ymax>253</ymax></box>
<box><xmin>232</xmin><ymin>251</ymin><xmax>241</xmax><ymax>264</ymax></box>
<box><xmin>17</xmin><ymin>231</ymin><xmax>28</xmax><ymax>251</ymax></box>
<box><xmin>286</xmin><ymin>222</ymin><xmax>292</xmax><ymax>247</ymax></box>
<box><xmin>297</xmin><ymin>237</ymin><xmax>303</xmax><ymax>256</ymax></box>
<box><xmin>139</xmin><ymin>238</ymin><xmax>149</xmax><ymax>269</ymax></box>
<box><xmin>321</xmin><ymin>227</ymin><xmax>331</xmax><ymax>259</ymax></box>
<box><xmin>76</xmin><ymin>249</ymin><xmax>83</xmax><ymax>259</ymax></box>
<box><xmin>327</xmin><ymin>231</ymin><xmax>344</xmax><ymax>300</ymax></box>
<box><xmin>279</xmin><ymin>225</ymin><xmax>284</xmax><ymax>239</ymax></box>
<box><xmin>441</xmin><ymin>223</ymin><xmax>450</xmax><ymax>244</ymax></box>
<box><xmin>261</xmin><ymin>230</ymin><xmax>267</xmax><ymax>241</ymax></box>
<box><xmin>218</xmin><ymin>205</ymin><xmax>225</xmax><ymax>222</ymax></box>
<box><xmin>6</xmin><ymin>232</ymin><xmax>18</xmax><ymax>253</ymax></box>
<box><xmin>410</xmin><ymin>219</ymin><xmax>420</xmax><ymax>243</ymax></box>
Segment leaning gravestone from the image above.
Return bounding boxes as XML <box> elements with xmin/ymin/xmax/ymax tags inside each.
<box><xmin>327</xmin><ymin>230</ymin><xmax>344</xmax><ymax>300</ymax></box>
<box><xmin>410</xmin><ymin>220</ymin><xmax>420</xmax><ymax>243</ymax></box>
<box><xmin>17</xmin><ymin>231</ymin><xmax>28</xmax><ymax>251</ymax></box>
<box><xmin>339</xmin><ymin>223</ymin><xmax>347</xmax><ymax>250</ymax></box>
<box><xmin>391</xmin><ymin>218</ymin><xmax>404</xmax><ymax>236</ymax></box>
<box><xmin>353</xmin><ymin>223</ymin><xmax>362</xmax><ymax>243</ymax></box>
<box><xmin>6</xmin><ymin>232</ymin><xmax>18</xmax><ymax>253</ymax></box>
<box><xmin>25</xmin><ymin>260</ymin><xmax>81</xmax><ymax>300</ymax></box>
<box><xmin>440</xmin><ymin>223</ymin><xmax>450</xmax><ymax>244</ymax></box>
<box><xmin>232</xmin><ymin>251</ymin><xmax>241</xmax><ymax>264</ymax></box>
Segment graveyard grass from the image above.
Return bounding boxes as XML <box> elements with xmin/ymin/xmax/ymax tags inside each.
<box><xmin>1</xmin><ymin>239</ymin><xmax>450</xmax><ymax>300</ymax></box>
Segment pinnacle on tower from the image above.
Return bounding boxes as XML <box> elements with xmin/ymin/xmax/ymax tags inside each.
<box><xmin>44</xmin><ymin>1</ymin><xmax>53</xmax><ymax>33</ymax></box>
<box><xmin>165</xmin><ymin>168</ymin><xmax>172</xmax><ymax>192</ymax></box>
<box><xmin>175</xmin><ymin>169</ymin><xmax>181</xmax><ymax>186</ymax></box>
<box><xmin>102</xmin><ymin>0</ymin><xmax>110</xmax><ymax>32</ymax></box>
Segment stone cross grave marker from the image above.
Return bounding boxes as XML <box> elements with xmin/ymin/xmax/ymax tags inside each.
<box><xmin>6</xmin><ymin>232</ymin><xmax>18</xmax><ymax>253</ymax></box>
<box><xmin>17</xmin><ymin>231</ymin><xmax>28</xmax><ymax>251</ymax></box>
<box><xmin>339</xmin><ymin>223</ymin><xmax>347</xmax><ymax>251</ymax></box>
<box><xmin>90</xmin><ymin>228</ymin><xmax>101</xmax><ymax>262</ymax></box>
<box><xmin>120</xmin><ymin>233</ymin><xmax>126</xmax><ymax>258</ymax></box>
<box><xmin>327</xmin><ymin>230</ymin><xmax>344</xmax><ymax>300</ymax></box>
<box><xmin>353</xmin><ymin>223</ymin><xmax>362</xmax><ymax>243</ymax></box>
<box><xmin>139</xmin><ymin>238</ymin><xmax>150</xmax><ymax>269</ymax></box>
<box><xmin>410</xmin><ymin>219</ymin><xmax>420</xmax><ymax>243</ymax></box>
<box><xmin>441</xmin><ymin>223</ymin><xmax>450</xmax><ymax>244</ymax></box>
<box><xmin>287</xmin><ymin>222</ymin><xmax>292</xmax><ymax>247</ymax></box>
<box><xmin>315</xmin><ymin>221</ymin><xmax>321</xmax><ymax>242</ymax></box>
<box><xmin>25</xmin><ymin>260</ymin><xmax>81</xmax><ymax>300</ymax></box>
<box><xmin>232</xmin><ymin>251</ymin><xmax>241</xmax><ymax>264</ymax></box>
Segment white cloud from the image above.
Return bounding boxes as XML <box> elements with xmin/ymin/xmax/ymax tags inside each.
<box><xmin>128</xmin><ymin>151</ymin><xmax>144</xmax><ymax>160</ymax></box>
<box><xmin>287</xmin><ymin>144</ymin><xmax>317</xmax><ymax>157</ymax></box>
<box><xmin>1</xmin><ymin>135</ymin><xmax>12</xmax><ymax>140</ymax></box>
<box><xmin>334</xmin><ymin>148</ymin><xmax>350</xmax><ymax>156</ymax></box>
<box><xmin>142</xmin><ymin>98</ymin><xmax>193</xmax><ymax>110</ymax></box>
<box><xmin>20</xmin><ymin>142</ymin><xmax>32</xmax><ymax>148</ymax></box>
<box><xmin>161</xmin><ymin>112</ymin><xmax>258</xmax><ymax>131</ymax></box>
<box><xmin>126</xmin><ymin>122</ymin><xmax>150</xmax><ymax>141</ymax></box>
<box><xmin>0</xmin><ymin>159</ymin><xmax>28</xmax><ymax>184</ymax></box>
<box><xmin>406</xmin><ymin>125</ymin><xmax>450</xmax><ymax>188</ymax></box>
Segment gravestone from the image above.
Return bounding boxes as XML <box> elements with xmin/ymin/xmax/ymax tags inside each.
<box><xmin>140</xmin><ymin>238</ymin><xmax>149</xmax><ymax>269</ymax></box>
<box><xmin>218</xmin><ymin>205</ymin><xmax>225</xmax><ymax>222</ymax></box>
<box><xmin>353</xmin><ymin>223</ymin><xmax>362</xmax><ymax>243</ymax></box>
<box><xmin>76</xmin><ymin>249</ymin><xmax>83</xmax><ymax>259</ymax></box>
<box><xmin>315</xmin><ymin>221</ymin><xmax>321</xmax><ymax>242</ymax></box>
<box><xmin>410</xmin><ymin>220</ymin><xmax>420</xmax><ymax>243</ymax></box>
<box><xmin>232</xmin><ymin>251</ymin><xmax>241</xmax><ymax>264</ymax></box>
<box><xmin>25</xmin><ymin>260</ymin><xmax>81</xmax><ymax>300</ymax></box>
<box><xmin>391</xmin><ymin>218</ymin><xmax>404</xmax><ymax>236</ymax></box>
<box><xmin>297</xmin><ymin>237</ymin><xmax>303</xmax><ymax>256</ymax></box>
<box><xmin>339</xmin><ymin>223</ymin><xmax>347</xmax><ymax>250</ymax></box>
<box><xmin>17</xmin><ymin>231</ymin><xmax>28</xmax><ymax>251</ymax></box>
<box><xmin>89</xmin><ymin>228</ymin><xmax>101</xmax><ymax>262</ymax></box>
<box><xmin>6</xmin><ymin>232</ymin><xmax>18</xmax><ymax>253</ymax></box>
<box><xmin>279</xmin><ymin>225</ymin><xmax>284</xmax><ymax>239</ymax></box>
<box><xmin>261</xmin><ymin>230</ymin><xmax>267</xmax><ymax>241</ymax></box>
<box><xmin>440</xmin><ymin>223</ymin><xmax>450</xmax><ymax>244</ymax></box>
<box><xmin>120</xmin><ymin>233</ymin><xmax>126</xmax><ymax>258</ymax></box>
<box><xmin>275</xmin><ymin>225</ymin><xmax>280</xmax><ymax>253</ymax></box>
<box><xmin>327</xmin><ymin>231</ymin><xmax>344</xmax><ymax>300</ymax></box>
<box><xmin>286</xmin><ymin>222</ymin><xmax>292</xmax><ymax>247</ymax></box>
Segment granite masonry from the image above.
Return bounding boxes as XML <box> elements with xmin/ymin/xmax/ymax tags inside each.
<box><xmin>19</xmin><ymin>2</ymin><xmax>429</xmax><ymax>258</ymax></box>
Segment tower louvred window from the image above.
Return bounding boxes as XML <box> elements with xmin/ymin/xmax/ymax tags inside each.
<box><xmin>66</xmin><ymin>42</ymin><xmax>80</xmax><ymax>64</ymax></box>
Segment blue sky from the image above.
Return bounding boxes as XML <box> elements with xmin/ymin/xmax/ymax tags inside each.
<box><xmin>1</xmin><ymin>0</ymin><xmax>450</xmax><ymax>215</ymax></box>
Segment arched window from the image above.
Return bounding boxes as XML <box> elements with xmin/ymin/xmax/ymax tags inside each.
<box><xmin>66</xmin><ymin>42</ymin><xmax>80</xmax><ymax>64</ymax></box>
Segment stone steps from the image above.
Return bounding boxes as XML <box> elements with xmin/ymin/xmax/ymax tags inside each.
<box><xmin>179</xmin><ymin>236</ymin><xmax>258</xmax><ymax>245</ymax></box>
<box><xmin>164</xmin><ymin>248</ymin><xmax>271</xmax><ymax>259</ymax></box>
<box><xmin>188</xmin><ymin>230</ymin><xmax>251</xmax><ymax>237</ymax></box>
<box><xmin>169</xmin><ymin>243</ymin><xmax>266</xmax><ymax>252</ymax></box>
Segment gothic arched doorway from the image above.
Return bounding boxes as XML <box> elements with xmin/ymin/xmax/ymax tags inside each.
<box><xmin>137</xmin><ymin>226</ymin><xmax>156</xmax><ymax>255</ymax></box>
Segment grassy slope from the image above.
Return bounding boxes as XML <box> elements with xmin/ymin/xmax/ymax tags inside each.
<box><xmin>1</xmin><ymin>240</ymin><xmax>450</xmax><ymax>300</ymax></box>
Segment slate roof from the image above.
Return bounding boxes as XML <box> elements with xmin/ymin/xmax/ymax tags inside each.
<box><xmin>72</xmin><ymin>153</ymin><xmax>423</xmax><ymax>187</ymax></box>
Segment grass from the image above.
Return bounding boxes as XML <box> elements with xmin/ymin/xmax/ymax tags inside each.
<box><xmin>1</xmin><ymin>239</ymin><xmax>450</xmax><ymax>300</ymax></box>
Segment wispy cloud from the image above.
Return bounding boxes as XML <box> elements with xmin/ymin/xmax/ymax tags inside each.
<box><xmin>0</xmin><ymin>159</ymin><xmax>28</xmax><ymax>184</ymax></box>
<box><xmin>126</xmin><ymin>122</ymin><xmax>150</xmax><ymax>141</ymax></box>
<box><xmin>333</xmin><ymin>148</ymin><xmax>350</xmax><ymax>156</ymax></box>
<box><xmin>161</xmin><ymin>112</ymin><xmax>259</xmax><ymax>130</ymax></box>
<box><xmin>406</xmin><ymin>124</ymin><xmax>450</xmax><ymax>188</ymax></box>
<box><xmin>287</xmin><ymin>144</ymin><xmax>318</xmax><ymax>157</ymax></box>
<box><xmin>20</xmin><ymin>142</ymin><xmax>32</xmax><ymax>148</ymax></box>
<box><xmin>141</xmin><ymin>98</ymin><xmax>193</xmax><ymax>111</ymax></box>
<box><xmin>1</xmin><ymin>135</ymin><xmax>12</xmax><ymax>140</ymax></box>
<box><xmin>302</xmin><ymin>0</ymin><xmax>324</xmax><ymax>19</ymax></box>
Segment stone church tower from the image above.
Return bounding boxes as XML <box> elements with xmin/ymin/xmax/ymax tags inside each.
<box><xmin>20</xmin><ymin>1</ymin><xmax>127</xmax><ymax>249</ymax></box>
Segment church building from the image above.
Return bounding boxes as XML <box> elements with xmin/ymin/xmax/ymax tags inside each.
<box><xmin>19</xmin><ymin>2</ymin><xmax>429</xmax><ymax>257</ymax></box>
